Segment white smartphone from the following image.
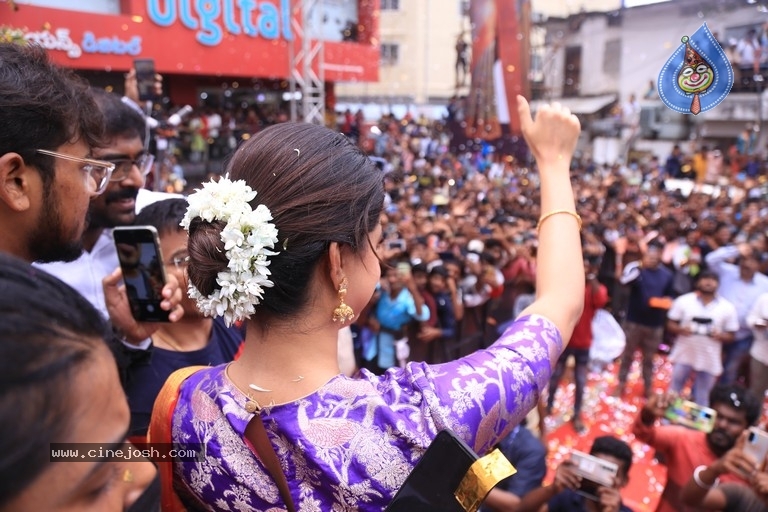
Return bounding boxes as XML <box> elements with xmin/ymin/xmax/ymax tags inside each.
<box><xmin>744</xmin><ymin>427</ymin><xmax>768</xmax><ymax>470</ymax></box>
<box><xmin>570</xmin><ymin>450</ymin><xmax>618</xmax><ymax>501</ymax></box>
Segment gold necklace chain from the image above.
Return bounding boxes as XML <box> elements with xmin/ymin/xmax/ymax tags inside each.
<box><xmin>151</xmin><ymin>330</ymin><xmax>185</xmax><ymax>352</ymax></box>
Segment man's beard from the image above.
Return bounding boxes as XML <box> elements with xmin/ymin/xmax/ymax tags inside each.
<box><xmin>707</xmin><ymin>427</ymin><xmax>737</xmax><ymax>455</ymax></box>
<box><xmin>29</xmin><ymin>187</ymin><xmax>84</xmax><ymax>263</ymax></box>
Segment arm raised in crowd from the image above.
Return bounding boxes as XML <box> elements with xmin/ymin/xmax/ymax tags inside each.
<box><xmin>516</xmin><ymin>96</ymin><xmax>585</xmax><ymax>343</ymax></box>
<box><xmin>680</xmin><ymin>431</ymin><xmax>758</xmax><ymax>509</ymax></box>
<box><xmin>704</xmin><ymin>244</ymin><xmax>742</xmax><ymax>275</ymax></box>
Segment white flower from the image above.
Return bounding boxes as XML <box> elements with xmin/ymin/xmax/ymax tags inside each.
<box><xmin>182</xmin><ymin>177</ymin><xmax>279</xmax><ymax>326</ymax></box>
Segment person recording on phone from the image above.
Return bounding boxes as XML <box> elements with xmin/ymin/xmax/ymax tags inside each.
<box><xmin>36</xmin><ymin>87</ymin><xmax>183</xmax><ymax>346</ymax></box>
<box><xmin>516</xmin><ymin>436</ymin><xmax>634</xmax><ymax>512</ymax></box>
<box><xmin>666</xmin><ymin>271</ymin><xmax>740</xmax><ymax>406</ymax></box>
<box><xmin>632</xmin><ymin>384</ymin><xmax>761</xmax><ymax>512</ymax></box>
<box><xmin>747</xmin><ymin>292</ymin><xmax>768</xmax><ymax>400</ymax></box>
<box><xmin>416</xmin><ymin>265</ymin><xmax>458</xmax><ymax>363</ymax></box>
<box><xmin>681</xmin><ymin>429</ymin><xmax>768</xmax><ymax>511</ymax></box>
<box><xmin>615</xmin><ymin>243</ymin><xmax>676</xmax><ymax>399</ymax></box>
<box><xmin>364</xmin><ymin>260</ymin><xmax>430</xmax><ymax>373</ymax></box>
<box><xmin>122</xmin><ymin>198</ymin><xmax>245</xmax><ymax>439</ymax></box>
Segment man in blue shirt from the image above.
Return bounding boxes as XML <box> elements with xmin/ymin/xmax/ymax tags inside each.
<box><xmin>615</xmin><ymin>244</ymin><xmax>676</xmax><ymax>398</ymax></box>
<box><xmin>481</xmin><ymin>425</ymin><xmax>547</xmax><ymax>511</ymax></box>
<box><xmin>705</xmin><ymin>243</ymin><xmax>768</xmax><ymax>385</ymax></box>
<box><xmin>517</xmin><ymin>436</ymin><xmax>635</xmax><ymax>512</ymax></box>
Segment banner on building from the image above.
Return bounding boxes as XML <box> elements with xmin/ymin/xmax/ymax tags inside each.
<box><xmin>465</xmin><ymin>0</ymin><xmax>529</xmax><ymax>139</ymax></box>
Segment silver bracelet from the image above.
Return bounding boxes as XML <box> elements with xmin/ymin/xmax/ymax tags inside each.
<box><xmin>693</xmin><ymin>465</ymin><xmax>719</xmax><ymax>489</ymax></box>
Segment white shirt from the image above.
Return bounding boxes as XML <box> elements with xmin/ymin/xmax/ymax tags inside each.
<box><xmin>34</xmin><ymin>189</ymin><xmax>181</xmax><ymax>350</ymax></box>
<box><xmin>748</xmin><ymin>293</ymin><xmax>768</xmax><ymax>365</ymax></box>
<box><xmin>667</xmin><ymin>292</ymin><xmax>740</xmax><ymax>375</ymax></box>
<box><xmin>206</xmin><ymin>113</ymin><xmax>222</xmax><ymax>138</ymax></box>
<box><xmin>35</xmin><ymin>229</ymin><xmax>118</xmax><ymax>320</ymax></box>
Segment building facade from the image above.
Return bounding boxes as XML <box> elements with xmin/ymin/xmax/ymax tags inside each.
<box><xmin>535</xmin><ymin>0</ymin><xmax>768</xmax><ymax>161</ymax></box>
<box><xmin>335</xmin><ymin>0</ymin><xmax>471</xmax><ymax>117</ymax></box>
<box><xmin>5</xmin><ymin>0</ymin><xmax>380</xmax><ymax>112</ymax></box>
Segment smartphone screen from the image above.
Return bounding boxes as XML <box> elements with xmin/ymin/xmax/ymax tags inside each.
<box><xmin>663</xmin><ymin>398</ymin><xmax>717</xmax><ymax>433</ymax></box>
<box><xmin>133</xmin><ymin>58</ymin><xmax>156</xmax><ymax>101</ymax></box>
<box><xmin>113</xmin><ymin>226</ymin><xmax>169</xmax><ymax>322</ymax></box>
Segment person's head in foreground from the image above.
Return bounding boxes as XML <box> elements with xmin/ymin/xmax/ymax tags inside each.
<box><xmin>0</xmin><ymin>43</ymin><xmax>108</xmax><ymax>263</ymax></box>
<box><xmin>0</xmin><ymin>253</ymin><xmax>158</xmax><ymax>511</ymax></box>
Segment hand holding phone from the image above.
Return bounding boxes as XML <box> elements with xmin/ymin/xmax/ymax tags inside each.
<box><xmin>569</xmin><ymin>451</ymin><xmax>618</xmax><ymax>501</ymax></box>
<box><xmin>133</xmin><ymin>58</ymin><xmax>157</xmax><ymax>101</ymax></box>
<box><xmin>664</xmin><ymin>397</ymin><xmax>717</xmax><ymax>433</ymax></box>
<box><xmin>743</xmin><ymin>427</ymin><xmax>768</xmax><ymax>470</ymax></box>
<box><xmin>113</xmin><ymin>226</ymin><xmax>170</xmax><ymax>322</ymax></box>
<box><xmin>386</xmin><ymin>239</ymin><xmax>407</xmax><ymax>252</ymax></box>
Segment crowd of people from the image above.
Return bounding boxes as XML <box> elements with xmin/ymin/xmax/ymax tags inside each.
<box><xmin>3</xmin><ymin>37</ymin><xmax>768</xmax><ymax>512</ymax></box>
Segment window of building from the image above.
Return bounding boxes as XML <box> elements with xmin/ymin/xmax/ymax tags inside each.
<box><xmin>381</xmin><ymin>43</ymin><xmax>399</xmax><ymax>66</ymax></box>
<box><xmin>563</xmin><ymin>46</ymin><xmax>582</xmax><ymax>97</ymax></box>
<box><xmin>603</xmin><ymin>39</ymin><xmax>621</xmax><ymax>74</ymax></box>
<box><xmin>381</xmin><ymin>0</ymin><xmax>400</xmax><ymax>10</ymax></box>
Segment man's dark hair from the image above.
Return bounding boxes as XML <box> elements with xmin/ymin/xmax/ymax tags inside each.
<box><xmin>710</xmin><ymin>383</ymin><xmax>762</xmax><ymax>426</ymax></box>
<box><xmin>590</xmin><ymin>435</ymin><xmax>633</xmax><ymax>476</ymax></box>
<box><xmin>134</xmin><ymin>198</ymin><xmax>188</xmax><ymax>237</ymax></box>
<box><xmin>0</xmin><ymin>43</ymin><xmax>105</xmax><ymax>189</ymax></box>
<box><xmin>89</xmin><ymin>87</ymin><xmax>146</xmax><ymax>140</ymax></box>
<box><xmin>696</xmin><ymin>270</ymin><xmax>720</xmax><ymax>283</ymax></box>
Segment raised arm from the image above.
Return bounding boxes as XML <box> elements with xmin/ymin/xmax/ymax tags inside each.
<box><xmin>704</xmin><ymin>244</ymin><xmax>741</xmax><ymax>276</ymax></box>
<box><xmin>517</xmin><ymin>96</ymin><xmax>584</xmax><ymax>342</ymax></box>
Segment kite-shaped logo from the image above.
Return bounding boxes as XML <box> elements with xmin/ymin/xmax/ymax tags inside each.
<box><xmin>658</xmin><ymin>23</ymin><xmax>733</xmax><ymax>115</ymax></box>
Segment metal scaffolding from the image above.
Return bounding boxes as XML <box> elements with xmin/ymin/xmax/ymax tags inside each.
<box><xmin>288</xmin><ymin>0</ymin><xmax>325</xmax><ymax>125</ymax></box>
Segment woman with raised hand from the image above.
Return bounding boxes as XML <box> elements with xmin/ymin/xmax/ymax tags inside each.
<box><xmin>157</xmin><ymin>96</ymin><xmax>583</xmax><ymax>510</ymax></box>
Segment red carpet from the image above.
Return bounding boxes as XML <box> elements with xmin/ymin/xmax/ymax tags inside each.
<box><xmin>542</xmin><ymin>355</ymin><xmax>672</xmax><ymax>512</ymax></box>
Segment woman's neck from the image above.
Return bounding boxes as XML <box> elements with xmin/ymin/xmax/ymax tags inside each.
<box><xmin>152</xmin><ymin>317</ymin><xmax>213</xmax><ymax>351</ymax></box>
<box><xmin>228</xmin><ymin>319</ymin><xmax>342</xmax><ymax>405</ymax></box>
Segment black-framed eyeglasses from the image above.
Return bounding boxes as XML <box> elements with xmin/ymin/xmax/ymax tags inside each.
<box><xmin>35</xmin><ymin>149</ymin><xmax>115</xmax><ymax>195</ymax></box>
<box><xmin>104</xmin><ymin>153</ymin><xmax>155</xmax><ymax>182</ymax></box>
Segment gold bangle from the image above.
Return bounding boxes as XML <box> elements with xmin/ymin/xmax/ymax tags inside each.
<box><xmin>537</xmin><ymin>210</ymin><xmax>582</xmax><ymax>234</ymax></box>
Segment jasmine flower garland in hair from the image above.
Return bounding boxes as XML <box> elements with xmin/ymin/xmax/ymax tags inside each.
<box><xmin>181</xmin><ymin>176</ymin><xmax>279</xmax><ymax>326</ymax></box>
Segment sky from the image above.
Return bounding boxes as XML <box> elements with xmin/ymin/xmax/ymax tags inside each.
<box><xmin>532</xmin><ymin>0</ymin><xmax>671</xmax><ymax>17</ymax></box>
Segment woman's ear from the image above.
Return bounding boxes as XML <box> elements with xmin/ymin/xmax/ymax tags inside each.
<box><xmin>328</xmin><ymin>241</ymin><xmax>344</xmax><ymax>290</ymax></box>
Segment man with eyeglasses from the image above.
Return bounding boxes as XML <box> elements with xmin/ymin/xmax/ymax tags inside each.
<box><xmin>632</xmin><ymin>384</ymin><xmax>761</xmax><ymax>512</ymax></box>
<box><xmin>37</xmin><ymin>87</ymin><xmax>182</xmax><ymax>345</ymax></box>
<box><xmin>0</xmin><ymin>43</ymin><xmax>111</xmax><ymax>263</ymax></box>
